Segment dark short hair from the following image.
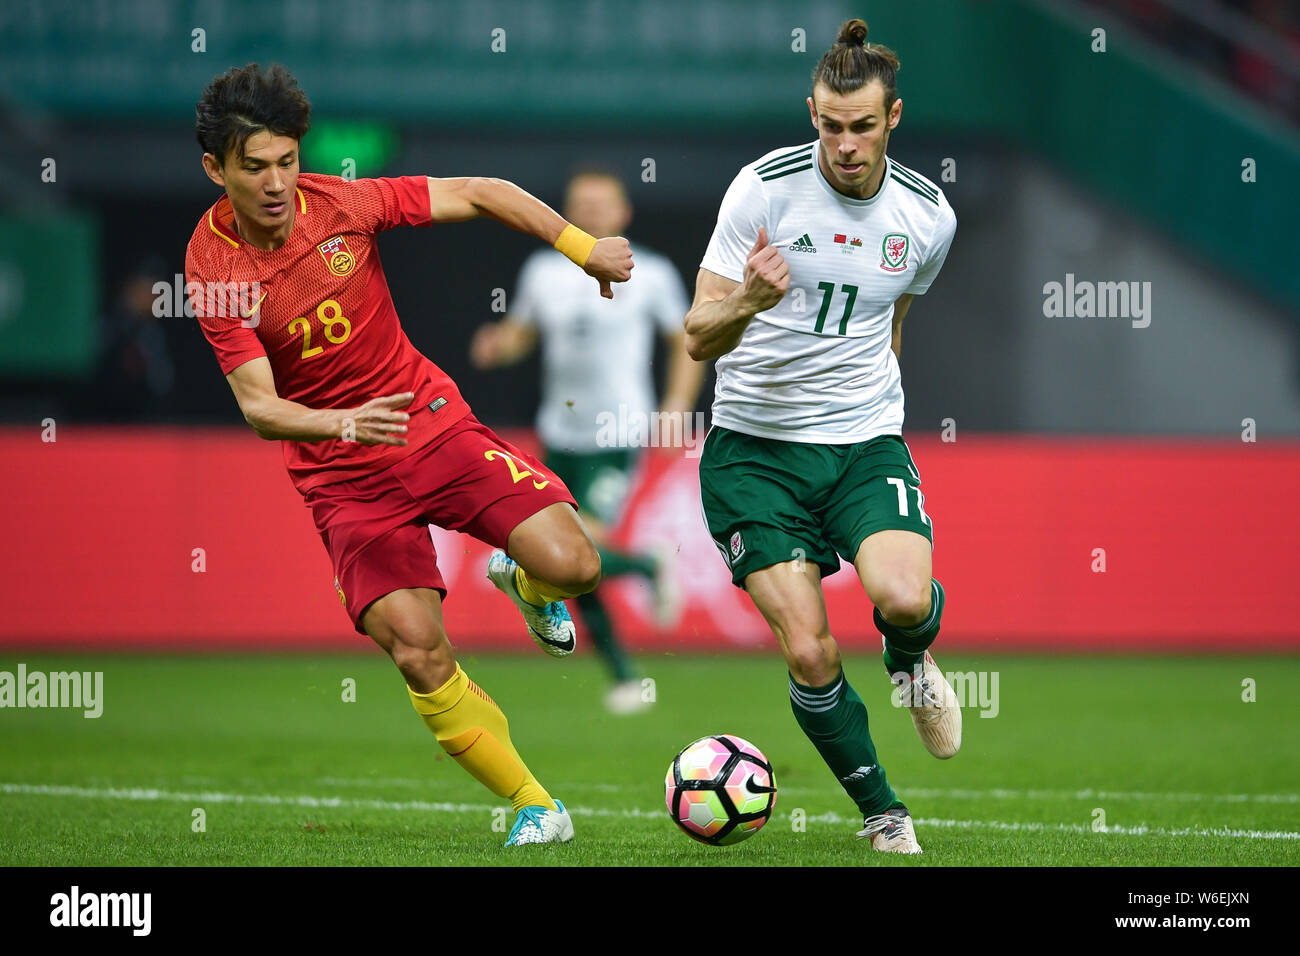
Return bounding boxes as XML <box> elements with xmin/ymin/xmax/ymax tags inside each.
<box><xmin>811</xmin><ymin>19</ymin><xmax>901</xmax><ymax>112</ymax></box>
<box><xmin>195</xmin><ymin>63</ymin><xmax>312</xmax><ymax>166</ymax></box>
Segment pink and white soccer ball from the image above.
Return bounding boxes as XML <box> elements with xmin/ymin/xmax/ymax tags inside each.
<box><xmin>664</xmin><ymin>734</ymin><xmax>777</xmax><ymax>845</ymax></box>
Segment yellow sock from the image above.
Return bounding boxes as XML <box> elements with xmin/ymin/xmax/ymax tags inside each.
<box><xmin>407</xmin><ymin>665</ymin><xmax>556</xmax><ymax>813</ymax></box>
<box><xmin>514</xmin><ymin>564</ymin><xmax>578</xmax><ymax>606</ymax></box>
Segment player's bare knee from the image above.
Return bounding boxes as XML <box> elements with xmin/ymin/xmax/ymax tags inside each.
<box><xmin>541</xmin><ymin>540</ymin><xmax>601</xmax><ymax>594</ymax></box>
<box><xmin>570</xmin><ymin>542</ymin><xmax>602</xmax><ymax>593</ymax></box>
<box><xmin>556</xmin><ymin>533</ymin><xmax>602</xmax><ymax>592</ymax></box>
<box><xmin>783</xmin><ymin>630</ymin><xmax>839</xmax><ymax>686</ymax></box>
<box><xmin>520</xmin><ymin>535</ymin><xmax>600</xmax><ymax>594</ymax></box>
<box><xmin>875</xmin><ymin>579</ymin><xmax>932</xmax><ymax>627</ymax></box>
<box><xmin>372</xmin><ymin>598</ymin><xmax>433</xmax><ymax>646</ymax></box>
<box><xmin>388</xmin><ymin>639</ymin><xmax>426</xmax><ymax>677</ymax></box>
<box><xmin>760</xmin><ymin>590</ymin><xmax>824</xmax><ymax>644</ymax></box>
<box><xmin>368</xmin><ymin>597</ymin><xmax>451</xmax><ymax>680</ymax></box>
<box><xmin>389</xmin><ymin>635</ymin><xmax>453</xmax><ymax>689</ymax></box>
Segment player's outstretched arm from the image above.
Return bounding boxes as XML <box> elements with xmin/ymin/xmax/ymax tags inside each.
<box><xmin>684</xmin><ymin>228</ymin><xmax>789</xmax><ymax>361</ymax></box>
<box><xmin>426</xmin><ymin>176</ymin><xmax>633</xmax><ymax>298</ymax></box>
<box><xmin>469</xmin><ymin>318</ymin><xmax>538</xmax><ymax>369</ymax></box>
<box><xmin>225</xmin><ymin>356</ymin><xmax>414</xmax><ymax>446</ymax></box>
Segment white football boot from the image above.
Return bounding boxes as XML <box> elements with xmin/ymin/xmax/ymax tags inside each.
<box><xmin>504</xmin><ymin>799</ymin><xmax>575</xmax><ymax>846</ymax></box>
<box><xmin>857</xmin><ymin>806</ymin><xmax>923</xmax><ymax>854</ymax></box>
<box><xmin>486</xmin><ymin>549</ymin><xmax>576</xmax><ymax>657</ymax></box>
<box><xmin>890</xmin><ymin>646</ymin><xmax>962</xmax><ymax>759</ymax></box>
<box><xmin>604</xmin><ymin>679</ymin><xmax>652</xmax><ymax>715</ymax></box>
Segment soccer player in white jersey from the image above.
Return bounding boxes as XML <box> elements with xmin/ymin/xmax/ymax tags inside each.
<box><xmin>473</xmin><ymin>170</ymin><xmax>704</xmax><ymax>713</ymax></box>
<box><xmin>685</xmin><ymin>19</ymin><xmax>961</xmax><ymax>853</ymax></box>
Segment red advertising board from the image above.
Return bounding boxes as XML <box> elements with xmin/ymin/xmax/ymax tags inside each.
<box><xmin>0</xmin><ymin>427</ymin><xmax>1295</xmax><ymax>650</ymax></box>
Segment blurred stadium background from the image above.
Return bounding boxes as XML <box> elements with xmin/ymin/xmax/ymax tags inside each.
<box><xmin>0</xmin><ymin>0</ymin><xmax>1297</xmax><ymax>653</ymax></box>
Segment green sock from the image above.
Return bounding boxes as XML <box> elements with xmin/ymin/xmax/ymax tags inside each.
<box><xmin>789</xmin><ymin>670</ymin><xmax>898</xmax><ymax>817</ymax></box>
<box><xmin>878</xmin><ymin>578</ymin><xmax>945</xmax><ymax>674</ymax></box>
<box><xmin>575</xmin><ymin>590</ymin><xmax>637</xmax><ymax>683</ymax></box>
<box><xmin>596</xmin><ymin>546</ymin><xmax>656</xmax><ymax>580</ymax></box>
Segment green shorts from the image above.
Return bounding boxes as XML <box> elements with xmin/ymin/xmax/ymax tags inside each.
<box><xmin>544</xmin><ymin>446</ymin><xmax>638</xmax><ymax>525</ymax></box>
<box><xmin>698</xmin><ymin>426</ymin><xmax>933</xmax><ymax>587</ymax></box>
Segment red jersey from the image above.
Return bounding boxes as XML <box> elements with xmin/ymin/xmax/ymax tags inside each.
<box><xmin>185</xmin><ymin>173</ymin><xmax>471</xmax><ymax>494</ymax></box>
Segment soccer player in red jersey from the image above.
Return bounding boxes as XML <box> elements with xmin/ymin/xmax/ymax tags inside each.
<box><xmin>184</xmin><ymin>63</ymin><xmax>632</xmax><ymax>845</ymax></box>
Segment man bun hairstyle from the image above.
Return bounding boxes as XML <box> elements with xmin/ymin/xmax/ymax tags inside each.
<box><xmin>195</xmin><ymin>63</ymin><xmax>312</xmax><ymax>166</ymax></box>
<box><xmin>811</xmin><ymin>18</ymin><xmax>901</xmax><ymax>111</ymax></box>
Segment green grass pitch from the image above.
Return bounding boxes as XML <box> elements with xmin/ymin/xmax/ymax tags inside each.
<box><xmin>1</xmin><ymin>652</ymin><xmax>1297</xmax><ymax>866</ymax></box>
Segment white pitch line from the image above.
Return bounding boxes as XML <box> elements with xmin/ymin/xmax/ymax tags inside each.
<box><xmin>898</xmin><ymin>787</ymin><xmax>1300</xmax><ymax>805</ymax></box>
<box><xmin>3</xmin><ymin>782</ymin><xmax>1298</xmax><ymax>841</ymax></box>
<box><xmin>318</xmin><ymin>776</ymin><xmax>1300</xmax><ymax>805</ymax></box>
<box><xmin>1</xmin><ymin>782</ymin><xmax>500</xmax><ymax>815</ymax></box>
<box><xmin>914</xmin><ymin>817</ymin><xmax>1300</xmax><ymax>841</ymax></box>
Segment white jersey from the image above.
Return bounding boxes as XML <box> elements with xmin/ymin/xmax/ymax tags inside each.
<box><xmin>700</xmin><ymin>142</ymin><xmax>956</xmax><ymax>443</ymax></box>
<box><xmin>512</xmin><ymin>243</ymin><xmax>688</xmax><ymax>452</ymax></box>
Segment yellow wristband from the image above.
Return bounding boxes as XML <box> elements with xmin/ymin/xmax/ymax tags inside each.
<box><xmin>554</xmin><ymin>224</ymin><xmax>598</xmax><ymax>267</ymax></box>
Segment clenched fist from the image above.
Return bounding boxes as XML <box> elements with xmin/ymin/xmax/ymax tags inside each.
<box><xmin>584</xmin><ymin>236</ymin><xmax>634</xmax><ymax>298</ymax></box>
<box><xmin>738</xmin><ymin>227</ymin><xmax>789</xmax><ymax>314</ymax></box>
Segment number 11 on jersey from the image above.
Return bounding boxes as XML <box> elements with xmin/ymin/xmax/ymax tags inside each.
<box><xmin>814</xmin><ymin>282</ymin><xmax>859</xmax><ymax>335</ymax></box>
<box><xmin>886</xmin><ymin>476</ymin><xmax>930</xmax><ymax>525</ymax></box>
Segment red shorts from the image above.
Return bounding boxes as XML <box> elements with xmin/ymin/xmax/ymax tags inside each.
<box><xmin>304</xmin><ymin>413</ymin><xmax>576</xmax><ymax>634</ymax></box>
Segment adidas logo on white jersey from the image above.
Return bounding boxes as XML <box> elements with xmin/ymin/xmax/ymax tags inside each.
<box><xmin>786</xmin><ymin>233</ymin><xmax>817</xmax><ymax>253</ymax></box>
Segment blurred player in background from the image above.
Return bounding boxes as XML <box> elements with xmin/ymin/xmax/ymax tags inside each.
<box><xmin>185</xmin><ymin>63</ymin><xmax>632</xmax><ymax>846</ymax></box>
<box><xmin>685</xmin><ymin>20</ymin><xmax>961</xmax><ymax>853</ymax></box>
<box><xmin>471</xmin><ymin>170</ymin><xmax>704</xmax><ymax>713</ymax></box>
<box><xmin>91</xmin><ymin>257</ymin><xmax>176</xmax><ymax>419</ymax></box>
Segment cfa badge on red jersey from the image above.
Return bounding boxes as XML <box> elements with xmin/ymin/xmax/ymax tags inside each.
<box><xmin>317</xmin><ymin>235</ymin><xmax>356</xmax><ymax>277</ymax></box>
